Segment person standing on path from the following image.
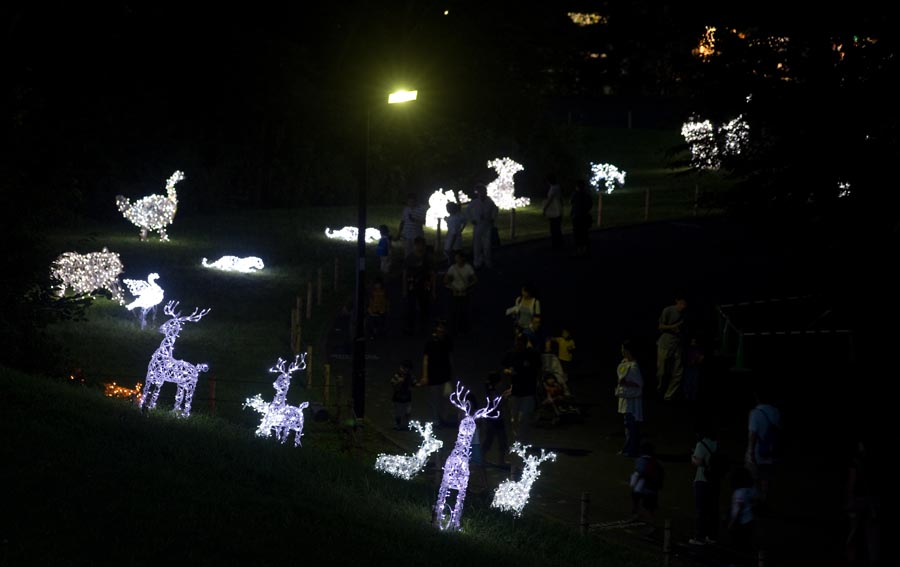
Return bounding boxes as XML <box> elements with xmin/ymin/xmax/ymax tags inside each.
<box><xmin>656</xmin><ymin>294</ymin><xmax>687</xmax><ymax>401</ymax></box>
<box><xmin>570</xmin><ymin>179</ymin><xmax>593</xmax><ymax>257</ymax></box>
<box><xmin>689</xmin><ymin>421</ymin><xmax>721</xmax><ymax>546</ymax></box>
<box><xmin>543</xmin><ymin>173</ymin><xmax>564</xmax><ymax>250</ymax></box>
<box><xmin>399</xmin><ymin>193</ymin><xmax>426</xmax><ymax>258</ymax></box>
<box><xmin>506</xmin><ymin>284</ymin><xmax>541</xmax><ymax>336</ymax></box>
<box><xmin>615</xmin><ymin>340</ymin><xmax>644</xmax><ymax>457</ymax></box>
<box><xmin>466</xmin><ymin>183</ymin><xmax>498</xmax><ymax>269</ymax></box>
<box><xmin>419</xmin><ymin>320</ymin><xmax>454</xmax><ymax>427</ymax></box>
<box><xmin>501</xmin><ymin>333</ymin><xmax>541</xmax><ymax>444</ymax></box>
<box><xmin>443</xmin><ymin>250</ymin><xmax>477</xmax><ymax>336</ymax></box>
<box><xmin>745</xmin><ymin>386</ymin><xmax>781</xmax><ymax>504</ymax></box>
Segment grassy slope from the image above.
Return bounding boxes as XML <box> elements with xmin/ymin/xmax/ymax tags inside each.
<box><xmin>1</xmin><ymin>367</ymin><xmax>656</xmax><ymax>566</ymax></box>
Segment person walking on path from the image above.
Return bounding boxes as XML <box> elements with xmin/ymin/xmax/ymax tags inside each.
<box><xmin>443</xmin><ymin>250</ymin><xmax>477</xmax><ymax>336</ymax></box>
<box><xmin>466</xmin><ymin>183</ymin><xmax>498</xmax><ymax>269</ymax></box>
<box><xmin>501</xmin><ymin>333</ymin><xmax>541</xmax><ymax>444</ymax></box>
<box><xmin>570</xmin><ymin>179</ymin><xmax>593</xmax><ymax>257</ymax></box>
<box><xmin>552</xmin><ymin>326</ymin><xmax>576</xmax><ymax>380</ymax></box>
<box><xmin>366</xmin><ymin>276</ymin><xmax>389</xmax><ymax>339</ymax></box>
<box><xmin>506</xmin><ymin>284</ymin><xmax>541</xmax><ymax>336</ymax></box>
<box><xmin>402</xmin><ymin>237</ymin><xmax>435</xmax><ymax>336</ymax></box>
<box><xmin>399</xmin><ymin>193</ymin><xmax>426</xmax><ymax>258</ymax></box>
<box><xmin>656</xmin><ymin>294</ymin><xmax>687</xmax><ymax>401</ymax></box>
<box><xmin>481</xmin><ymin>371</ymin><xmax>509</xmax><ymax>467</ymax></box>
<box><xmin>443</xmin><ymin>202</ymin><xmax>467</xmax><ymax>264</ymax></box>
<box><xmin>630</xmin><ymin>442</ymin><xmax>665</xmax><ymax>537</ymax></box>
<box><xmin>745</xmin><ymin>386</ymin><xmax>782</xmax><ymax>504</ymax></box>
<box><xmin>689</xmin><ymin>421</ymin><xmax>722</xmax><ymax>546</ymax></box>
<box><xmin>615</xmin><ymin>340</ymin><xmax>644</xmax><ymax>457</ymax></box>
<box><xmin>419</xmin><ymin>320</ymin><xmax>454</xmax><ymax>427</ymax></box>
<box><xmin>542</xmin><ymin>173</ymin><xmax>564</xmax><ymax>250</ymax></box>
<box><xmin>376</xmin><ymin>224</ymin><xmax>393</xmax><ymax>277</ymax></box>
<box><xmin>390</xmin><ymin>360</ymin><xmax>415</xmax><ymax>430</ymax></box>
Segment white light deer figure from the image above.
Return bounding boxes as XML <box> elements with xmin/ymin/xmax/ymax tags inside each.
<box><xmin>243</xmin><ymin>355</ymin><xmax>310</xmax><ymax>447</ymax></box>
<box><xmin>491</xmin><ymin>442</ymin><xmax>557</xmax><ymax>517</ymax></box>
<box><xmin>375</xmin><ymin>421</ymin><xmax>444</xmax><ymax>480</ymax></box>
<box><xmin>140</xmin><ymin>300</ymin><xmax>210</xmax><ymax>417</ymax></box>
<box><xmin>116</xmin><ymin>170</ymin><xmax>183</xmax><ymax>241</ymax></box>
<box><xmin>433</xmin><ymin>382</ymin><xmax>501</xmax><ymax>531</ymax></box>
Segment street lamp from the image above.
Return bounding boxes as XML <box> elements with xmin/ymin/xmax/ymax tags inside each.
<box><xmin>352</xmin><ymin>88</ymin><xmax>418</xmax><ymax>421</ymax></box>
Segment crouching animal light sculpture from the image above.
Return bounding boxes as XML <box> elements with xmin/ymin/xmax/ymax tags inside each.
<box><xmin>140</xmin><ymin>301</ymin><xmax>210</xmax><ymax>417</ymax></box>
<box><xmin>375</xmin><ymin>421</ymin><xmax>443</xmax><ymax>480</ymax></box>
<box><xmin>244</xmin><ymin>355</ymin><xmax>310</xmax><ymax>447</ymax></box>
<box><xmin>490</xmin><ymin>442</ymin><xmax>557</xmax><ymax>517</ymax></box>
<box><xmin>116</xmin><ymin>170</ymin><xmax>184</xmax><ymax>241</ymax></box>
<box><xmin>50</xmin><ymin>247</ymin><xmax>125</xmax><ymax>304</ymax></box>
<box><xmin>433</xmin><ymin>382</ymin><xmax>501</xmax><ymax>531</ymax></box>
<box><xmin>324</xmin><ymin>226</ymin><xmax>380</xmax><ymax>243</ymax></box>
<box><xmin>201</xmin><ymin>256</ymin><xmax>265</xmax><ymax>273</ymax></box>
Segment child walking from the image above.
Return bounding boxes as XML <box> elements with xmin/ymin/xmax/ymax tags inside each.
<box><xmin>390</xmin><ymin>360</ymin><xmax>415</xmax><ymax>430</ymax></box>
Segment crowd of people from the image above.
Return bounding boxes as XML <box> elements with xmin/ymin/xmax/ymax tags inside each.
<box><xmin>358</xmin><ymin>183</ymin><xmax>878</xmax><ymax>566</ymax></box>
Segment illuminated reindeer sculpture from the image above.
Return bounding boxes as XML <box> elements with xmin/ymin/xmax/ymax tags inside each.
<box><xmin>139</xmin><ymin>301</ymin><xmax>210</xmax><ymax>417</ymax></box>
<box><xmin>244</xmin><ymin>355</ymin><xmax>310</xmax><ymax>447</ymax></box>
<box><xmin>375</xmin><ymin>421</ymin><xmax>443</xmax><ymax>480</ymax></box>
<box><xmin>433</xmin><ymin>382</ymin><xmax>501</xmax><ymax>531</ymax></box>
<box><xmin>491</xmin><ymin>442</ymin><xmax>557</xmax><ymax>517</ymax></box>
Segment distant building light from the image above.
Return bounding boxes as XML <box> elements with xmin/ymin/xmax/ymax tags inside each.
<box><xmin>567</xmin><ymin>12</ymin><xmax>607</xmax><ymax>26</ymax></box>
<box><xmin>443</xmin><ymin>10</ymin><xmax>449</xmax><ymax>15</ymax></box>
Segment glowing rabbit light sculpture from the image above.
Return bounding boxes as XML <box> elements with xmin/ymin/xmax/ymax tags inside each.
<box><xmin>433</xmin><ymin>382</ymin><xmax>501</xmax><ymax>531</ymax></box>
<box><xmin>244</xmin><ymin>355</ymin><xmax>310</xmax><ymax>447</ymax></box>
<box><xmin>201</xmin><ymin>256</ymin><xmax>265</xmax><ymax>273</ymax></box>
<box><xmin>425</xmin><ymin>189</ymin><xmax>470</xmax><ymax>230</ymax></box>
<box><xmin>116</xmin><ymin>171</ymin><xmax>184</xmax><ymax>241</ymax></box>
<box><xmin>485</xmin><ymin>157</ymin><xmax>529</xmax><ymax>210</ymax></box>
<box><xmin>375</xmin><ymin>421</ymin><xmax>444</xmax><ymax>480</ymax></box>
<box><xmin>50</xmin><ymin>248</ymin><xmax>125</xmax><ymax>304</ymax></box>
<box><xmin>123</xmin><ymin>272</ymin><xmax>165</xmax><ymax>329</ymax></box>
<box><xmin>490</xmin><ymin>442</ymin><xmax>557</xmax><ymax>517</ymax></box>
<box><xmin>139</xmin><ymin>301</ymin><xmax>210</xmax><ymax>417</ymax></box>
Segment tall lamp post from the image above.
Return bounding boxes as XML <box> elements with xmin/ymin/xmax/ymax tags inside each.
<box><xmin>352</xmin><ymin>89</ymin><xmax>418</xmax><ymax>421</ymax></box>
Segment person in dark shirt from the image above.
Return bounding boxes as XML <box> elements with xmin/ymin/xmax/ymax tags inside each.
<box><xmin>403</xmin><ymin>237</ymin><xmax>435</xmax><ymax>335</ymax></box>
<box><xmin>419</xmin><ymin>320</ymin><xmax>454</xmax><ymax>426</ymax></box>
<box><xmin>501</xmin><ymin>333</ymin><xmax>541</xmax><ymax>443</ymax></box>
<box><xmin>391</xmin><ymin>360</ymin><xmax>414</xmax><ymax>430</ymax></box>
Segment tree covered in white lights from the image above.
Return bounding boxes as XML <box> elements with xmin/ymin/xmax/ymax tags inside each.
<box><xmin>486</xmin><ymin>158</ymin><xmax>529</xmax><ymax>210</ymax></box>
<box><xmin>116</xmin><ymin>171</ymin><xmax>184</xmax><ymax>241</ymax></box>
<box><xmin>681</xmin><ymin>115</ymin><xmax>749</xmax><ymax>169</ymax></box>
<box><xmin>589</xmin><ymin>163</ymin><xmax>627</xmax><ymax>194</ymax></box>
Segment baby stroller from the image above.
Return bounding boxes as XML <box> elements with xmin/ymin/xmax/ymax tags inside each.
<box><xmin>537</xmin><ymin>353</ymin><xmax>581</xmax><ymax>425</ymax></box>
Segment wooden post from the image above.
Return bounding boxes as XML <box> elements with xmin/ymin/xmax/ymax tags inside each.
<box><xmin>292</xmin><ymin>296</ymin><xmax>302</xmax><ymax>355</ymax></box>
<box><xmin>306</xmin><ymin>281</ymin><xmax>313</xmax><ymax>320</ymax></box>
<box><xmin>333</xmin><ymin>257</ymin><xmax>339</xmax><ymax>291</ymax></box>
<box><xmin>510</xmin><ymin>208</ymin><xmax>516</xmax><ymax>240</ymax></box>
<box><xmin>208</xmin><ymin>376</ymin><xmax>216</xmax><ymax>415</ymax></box>
<box><xmin>644</xmin><ymin>188</ymin><xmax>651</xmax><ymax>221</ymax></box>
<box><xmin>434</xmin><ymin>449</ymin><xmax>443</xmax><ymax>487</ymax></box>
<box><xmin>596</xmin><ymin>192</ymin><xmax>603</xmax><ymax>227</ymax></box>
<box><xmin>693</xmin><ymin>184</ymin><xmax>700</xmax><ymax>217</ymax></box>
<box><xmin>335</xmin><ymin>374</ymin><xmax>343</xmax><ymax>421</ymax></box>
<box><xmin>436</xmin><ymin>217</ymin><xmax>442</xmax><ymax>253</ymax></box>
<box><xmin>317</xmin><ymin>267</ymin><xmax>323</xmax><ymax>306</ymax></box>
<box><xmin>323</xmin><ymin>363</ymin><xmax>331</xmax><ymax>408</ymax></box>
<box><xmin>580</xmin><ymin>492</ymin><xmax>590</xmax><ymax>536</ymax></box>
<box><xmin>306</xmin><ymin>345</ymin><xmax>313</xmax><ymax>389</ymax></box>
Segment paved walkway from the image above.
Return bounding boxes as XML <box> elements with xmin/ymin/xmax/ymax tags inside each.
<box><xmin>324</xmin><ymin>217</ymin><xmax>852</xmax><ymax>564</ymax></box>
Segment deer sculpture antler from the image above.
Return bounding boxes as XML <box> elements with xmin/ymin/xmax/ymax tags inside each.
<box><xmin>448</xmin><ymin>381</ymin><xmax>472</xmax><ymax>415</ymax></box>
<box><xmin>270</xmin><ymin>354</ymin><xmax>307</xmax><ymax>376</ymax></box>
<box><xmin>474</xmin><ymin>395</ymin><xmax>502</xmax><ymax>420</ymax></box>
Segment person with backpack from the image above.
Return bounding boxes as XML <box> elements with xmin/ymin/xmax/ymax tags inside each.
<box><xmin>630</xmin><ymin>442</ymin><xmax>664</xmax><ymax>537</ymax></box>
<box><xmin>689</xmin><ymin>420</ymin><xmax>724</xmax><ymax>546</ymax></box>
<box><xmin>746</xmin><ymin>387</ymin><xmax>782</xmax><ymax>503</ymax></box>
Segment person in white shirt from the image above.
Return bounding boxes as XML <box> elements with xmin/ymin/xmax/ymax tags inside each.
<box><xmin>615</xmin><ymin>340</ymin><xmax>644</xmax><ymax>456</ymax></box>
<box><xmin>466</xmin><ymin>184</ymin><xmax>498</xmax><ymax>269</ymax></box>
<box><xmin>443</xmin><ymin>202</ymin><xmax>467</xmax><ymax>264</ymax></box>
<box><xmin>689</xmin><ymin>422</ymin><xmax>720</xmax><ymax>546</ymax></box>
<box><xmin>443</xmin><ymin>251</ymin><xmax>477</xmax><ymax>335</ymax></box>
<box><xmin>399</xmin><ymin>193</ymin><xmax>426</xmax><ymax>258</ymax></box>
